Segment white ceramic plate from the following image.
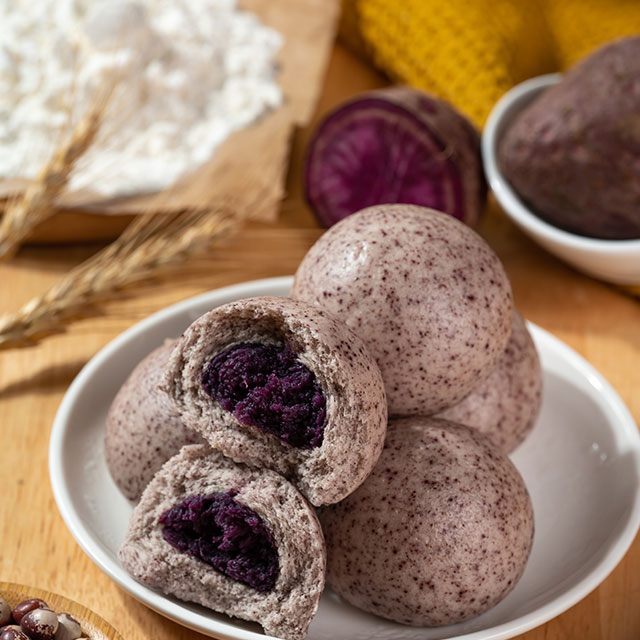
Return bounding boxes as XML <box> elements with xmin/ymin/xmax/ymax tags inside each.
<box><xmin>50</xmin><ymin>276</ymin><xmax>640</xmax><ymax>640</ymax></box>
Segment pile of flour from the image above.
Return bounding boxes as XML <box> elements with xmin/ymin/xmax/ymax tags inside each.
<box><xmin>0</xmin><ymin>0</ymin><xmax>282</xmax><ymax>196</ymax></box>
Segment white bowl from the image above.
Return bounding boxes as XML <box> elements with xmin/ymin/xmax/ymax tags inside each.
<box><xmin>482</xmin><ymin>73</ymin><xmax>640</xmax><ymax>285</ymax></box>
<box><xmin>49</xmin><ymin>276</ymin><xmax>640</xmax><ymax>640</ymax></box>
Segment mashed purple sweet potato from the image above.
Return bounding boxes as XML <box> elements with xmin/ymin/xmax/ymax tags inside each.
<box><xmin>160</xmin><ymin>491</ymin><xmax>279</xmax><ymax>591</ymax></box>
<box><xmin>202</xmin><ymin>342</ymin><xmax>326</xmax><ymax>448</ymax></box>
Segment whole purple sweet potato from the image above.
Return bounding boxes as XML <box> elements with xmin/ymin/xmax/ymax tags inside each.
<box><xmin>499</xmin><ymin>36</ymin><xmax>640</xmax><ymax>240</ymax></box>
<box><xmin>305</xmin><ymin>86</ymin><xmax>486</xmax><ymax>227</ymax></box>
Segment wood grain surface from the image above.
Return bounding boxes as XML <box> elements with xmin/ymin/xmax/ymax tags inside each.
<box><xmin>0</xmin><ymin>44</ymin><xmax>639</xmax><ymax>640</ymax></box>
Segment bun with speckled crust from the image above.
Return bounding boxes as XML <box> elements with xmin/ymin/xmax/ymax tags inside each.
<box><xmin>163</xmin><ymin>296</ymin><xmax>388</xmax><ymax>507</ymax></box>
<box><xmin>119</xmin><ymin>444</ymin><xmax>326</xmax><ymax>640</ymax></box>
<box><xmin>292</xmin><ymin>204</ymin><xmax>514</xmax><ymax>416</ymax></box>
<box><xmin>320</xmin><ymin>416</ymin><xmax>534</xmax><ymax>627</ymax></box>
<box><xmin>437</xmin><ymin>311</ymin><xmax>542</xmax><ymax>452</ymax></box>
<box><xmin>105</xmin><ymin>341</ymin><xmax>205</xmax><ymax>501</ymax></box>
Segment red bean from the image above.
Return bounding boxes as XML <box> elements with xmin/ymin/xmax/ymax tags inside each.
<box><xmin>0</xmin><ymin>599</ymin><xmax>12</xmax><ymax>626</ymax></box>
<box><xmin>0</xmin><ymin>626</ymin><xmax>30</xmax><ymax>640</ymax></box>
<box><xmin>20</xmin><ymin>609</ymin><xmax>58</xmax><ymax>640</ymax></box>
<box><xmin>53</xmin><ymin>613</ymin><xmax>82</xmax><ymax>640</ymax></box>
<box><xmin>11</xmin><ymin>601</ymin><xmax>48</xmax><ymax>626</ymax></box>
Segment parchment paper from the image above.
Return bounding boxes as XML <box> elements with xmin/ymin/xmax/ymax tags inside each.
<box><xmin>0</xmin><ymin>0</ymin><xmax>339</xmax><ymax>240</ymax></box>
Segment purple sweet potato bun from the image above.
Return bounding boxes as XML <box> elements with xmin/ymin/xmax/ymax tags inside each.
<box><xmin>320</xmin><ymin>417</ymin><xmax>534</xmax><ymax>627</ymax></box>
<box><xmin>292</xmin><ymin>204</ymin><xmax>513</xmax><ymax>416</ymax></box>
<box><xmin>436</xmin><ymin>311</ymin><xmax>542</xmax><ymax>453</ymax></box>
<box><xmin>163</xmin><ymin>296</ymin><xmax>388</xmax><ymax>506</ymax></box>
<box><xmin>499</xmin><ymin>36</ymin><xmax>640</xmax><ymax>239</ymax></box>
<box><xmin>305</xmin><ymin>86</ymin><xmax>486</xmax><ymax>228</ymax></box>
<box><xmin>119</xmin><ymin>444</ymin><xmax>325</xmax><ymax>640</ymax></box>
<box><xmin>105</xmin><ymin>341</ymin><xmax>205</xmax><ymax>501</ymax></box>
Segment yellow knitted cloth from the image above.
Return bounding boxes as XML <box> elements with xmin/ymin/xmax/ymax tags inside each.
<box><xmin>339</xmin><ymin>0</ymin><xmax>640</xmax><ymax>125</ymax></box>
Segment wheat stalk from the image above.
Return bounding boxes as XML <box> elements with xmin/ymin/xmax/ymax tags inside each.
<box><xmin>0</xmin><ymin>86</ymin><xmax>113</xmax><ymax>261</ymax></box>
<box><xmin>0</xmin><ymin>205</ymin><xmax>240</xmax><ymax>349</ymax></box>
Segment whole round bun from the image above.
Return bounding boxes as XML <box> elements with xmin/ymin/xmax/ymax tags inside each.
<box><xmin>105</xmin><ymin>341</ymin><xmax>205</xmax><ymax>501</ymax></box>
<box><xmin>163</xmin><ymin>296</ymin><xmax>388</xmax><ymax>506</ymax></box>
<box><xmin>292</xmin><ymin>204</ymin><xmax>513</xmax><ymax>415</ymax></box>
<box><xmin>320</xmin><ymin>416</ymin><xmax>534</xmax><ymax>627</ymax></box>
<box><xmin>119</xmin><ymin>444</ymin><xmax>326</xmax><ymax>640</ymax></box>
<box><xmin>437</xmin><ymin>311</ymin><xmax>542</xmax><ymax>452</ymax></box>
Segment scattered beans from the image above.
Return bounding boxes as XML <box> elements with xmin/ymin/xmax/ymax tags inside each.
<box><xmin>0</xmin><ymin>595</ymin><xmax>87</xmax><ymax>640</ymax></box>
<box><xmin>11</xmin><ymin>602</ymin><xmax>48</xmax><ymax>626</ymax></box>
<box><xmin>20</xmin><ymin>609</ymin><xmax>58</xmax><ymax>640</ymax></box>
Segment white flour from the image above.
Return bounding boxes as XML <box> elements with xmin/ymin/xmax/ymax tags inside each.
<box><xmin>0</xmin><ymin>0</ymin><xmax>282</xmax><ymax>196</ymax></box>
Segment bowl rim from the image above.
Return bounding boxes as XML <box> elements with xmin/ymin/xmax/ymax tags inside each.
<box><xmin>49</xmin><ymin>275</ymin><xmax>640</xmax><ymax>640</ymax></box>
<box><xmin>482</xmin><ymin>72</ymin><xmax>640</xmax><ymax>253</ymax></box>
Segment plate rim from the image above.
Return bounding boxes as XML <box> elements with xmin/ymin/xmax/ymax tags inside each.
<box><xmin>49</xmin><ymin>275</ymin><xmax>640</xmax><ymax>640</ymax></box>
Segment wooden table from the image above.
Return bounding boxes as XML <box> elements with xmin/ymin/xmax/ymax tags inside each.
<box><xmin>1</xmin><ymin>43</ymin><xmax>639</xmax><ymax>640</ymax></box>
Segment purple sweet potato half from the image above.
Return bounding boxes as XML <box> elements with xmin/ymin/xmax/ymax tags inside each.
<box><xmin>305</xmin><ymin>86</ymin><xmax>486</xmax><ymax>228</ymax></box>
<box><xmin>499</xmin><ymin>36</ymin><xmax>640</xmax><ymax>240</ymax></box>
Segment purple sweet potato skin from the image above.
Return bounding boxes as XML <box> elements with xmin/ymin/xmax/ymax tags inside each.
<box><xmin>499</xmin><ymin>36</ymin><xmax>640</xmax><ymax>240</ymax></box>
<box><xmin>305</xmin><ymin>86</ymin><xmax>486</xmax><ymax>228</ymax></box>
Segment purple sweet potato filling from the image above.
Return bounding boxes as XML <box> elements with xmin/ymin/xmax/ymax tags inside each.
<box><xmin>160</xmin><ymin>491</ymin><xmax>279</xmax><ymax>591</ymax></box>
<box><xmin>201</xmin><ymin>342</ymin><xmax>327</xmax><ymax>448</ymax></box>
